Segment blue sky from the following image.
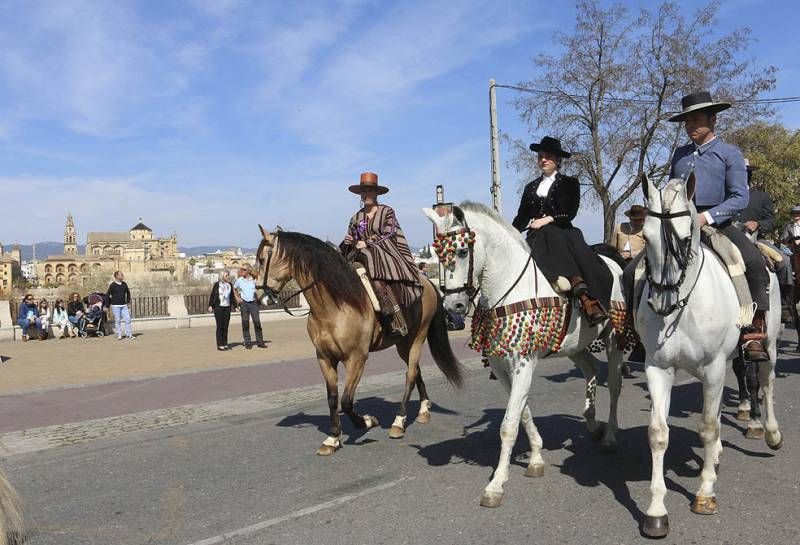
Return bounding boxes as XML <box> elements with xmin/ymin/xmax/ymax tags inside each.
<box><xmin>1</xmin><ymin>0</ymin><xmax>799</xmax><ymax>248</ymax></box>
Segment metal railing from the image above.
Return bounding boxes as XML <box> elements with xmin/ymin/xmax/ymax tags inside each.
<box><xmin>185</xmin><ymin>289</ymin><xmax>302</xmax><ymax>315</ymax></box>
<box><xmin>130</xmin><ymin>296</ymin><xmax>169</xmax><ymax>318</ymax></box>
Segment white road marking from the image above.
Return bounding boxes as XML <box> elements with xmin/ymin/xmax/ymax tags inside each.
<box><xmin>185</xmin><ymin>476</ymin><xmax>413</xmax><ymax>545</ymax></box>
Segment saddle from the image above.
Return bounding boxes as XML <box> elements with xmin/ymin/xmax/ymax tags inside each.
<box><xmin>756</xmin><ymin>241</ymin><xmax>782</xmax><ymax>272</ymax></box>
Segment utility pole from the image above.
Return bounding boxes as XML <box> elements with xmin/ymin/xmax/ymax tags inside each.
<box><xmin>489</xmin><ymin>79</ymin><xmax>502</xmax><ymax>213</ymax></box>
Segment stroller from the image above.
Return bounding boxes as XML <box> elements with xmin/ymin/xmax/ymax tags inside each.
<box><xmin>78</xmin><ymin>292</ymin><xmax>109</xmax><ymax>338</ymax></box>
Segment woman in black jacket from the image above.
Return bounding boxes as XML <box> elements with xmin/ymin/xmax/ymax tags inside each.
<box><xmin>511</xmin><ymin>136</ymin><xmax>612</xmax><ymax>325</ymax></box>
<box><xmin>208</xmin><ymin>270</ymin><xmax>236</xmax><ymax>351</ymax></box>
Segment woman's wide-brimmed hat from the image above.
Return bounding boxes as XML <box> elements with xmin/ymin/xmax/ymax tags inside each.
<box><xmin>624</xmin><ymin>204</ymin><xmax>647</xmax><ymax>220</ymax></box>
<box><xmin>668</xmin><ymin>91</ymin><xmax>731</xmax><ymax>122</ymax></box>
<box><xmin>529</xmin><ymin>136</ymin><xmax>572</xmax><ymax>158</ymax></box>
<box><xmin>349</xmin><ymin>172</ymin><xmax>389</xmax><ymax>195</ymax></box>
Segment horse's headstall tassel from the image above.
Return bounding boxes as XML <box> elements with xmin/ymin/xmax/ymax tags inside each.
<box><xmin>432</xmin><ymin>228</ymin><xmax>476</xmax><ymax>266</ymax></box>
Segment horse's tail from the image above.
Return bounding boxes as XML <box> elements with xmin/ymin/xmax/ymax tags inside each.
<box><xmin>0</xmin><ymin>467</ymin><xmax>24</xmax><ymax>545</ymax></box>
<box><xmin>426</xmin><ymin>282</ymin><xmax>465</xmax><ymax>388</ymax></box>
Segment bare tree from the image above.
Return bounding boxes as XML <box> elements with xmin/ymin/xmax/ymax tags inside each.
<box><xmin>510</xmin><ymin>0</ymin><xmax>776</xmax><ymax>242</ymax></box>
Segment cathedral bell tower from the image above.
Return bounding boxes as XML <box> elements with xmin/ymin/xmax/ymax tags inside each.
<box><xmin>64</xmin><ymin>213</ymin><xmax>78</xmax><ymax>255</ymax></box>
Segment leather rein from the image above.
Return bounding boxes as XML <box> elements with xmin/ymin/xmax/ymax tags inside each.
<box><xmin>644</xmin><ymin>203</ymin><xmax>704</xmax><ymax>315</ymax></box>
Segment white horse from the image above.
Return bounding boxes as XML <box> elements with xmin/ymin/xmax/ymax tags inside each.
<box><xmin>636</xmin><ymin>174</ymin><xmax>783</xmax><ymax>538</ymax></box>
<box><xmin>424</xmin><ymin>202</ymin><xmax>627</xmax><ymax>508</ymax></box>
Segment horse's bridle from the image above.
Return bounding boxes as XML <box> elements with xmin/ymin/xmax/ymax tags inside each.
<box><xmin>644</xmin><ymin>202</ymin><xmax>702</xmax><ymax>315</ymax></box>
<box><xmin>256</xmin><ymin>237</ymin><xmax>315</xmax><ymax>317</ymax></box>
<box><xmin>434</xmin><ymin>221</ymin><xmax>479</xmax><ymax>300</ymax></box>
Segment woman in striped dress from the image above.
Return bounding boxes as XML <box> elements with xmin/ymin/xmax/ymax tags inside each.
<box><xmin>340</xmin><ymin>172</ymin><xmax>422</xmax><ymax>338</ymax></box>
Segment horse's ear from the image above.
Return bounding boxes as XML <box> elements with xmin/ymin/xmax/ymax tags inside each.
<box><xmin>258</xmin><ymin>224</ymin><xmax>272</xmax><ymax>243</ymax></box>
<box><xmin>422</xmin><ymin>207</ymin><xmax>439</xmax><ymax>224</ymax></box>
<box><xmin>685</xmin><ymin>172</ymin><xmax>696</xmax><ymax>201</ymax></box>
<box><xmin>641</xmin><ymin>173</ymin><xmax>657</xmax><ymax>203</ymax></box>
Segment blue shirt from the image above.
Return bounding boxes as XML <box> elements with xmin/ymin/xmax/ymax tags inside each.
<box><xmin>669</xmin><ymin>138</ymin><xmax>749</xmax><ymax>225</ymax></box>
<box><xmin>234</xmin><ymin>277</ymin><xmax>257</xmax><ymax>302</ymax></box>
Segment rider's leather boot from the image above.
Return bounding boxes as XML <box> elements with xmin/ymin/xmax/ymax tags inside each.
<box><xmin>742</xmin><ymin>310</ymin><xmax>769</xmax><ymax>362</ymax></box>
<box><xmin>570</xmin><ymin>276</ymin><xmax>608</xmax><ymax>327</ymax></box>
<box><xmin>376</xmin><ymin>282</ymin><xmax>408</xmax><ymax>339</ymax></box>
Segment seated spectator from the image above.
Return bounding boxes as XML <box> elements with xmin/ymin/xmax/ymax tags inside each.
<box><xmin>67</xmin><ymin>292</ymin><xmax>85</xmax><ymax>327</ymax></box>
<box><xmin>52</xmin><ymin>299</ymin><xmax>76</xmax><ymax>339</ymax></box>
<box><xmin>37</xmin><ymin>299</ymin><xmax>51</xmax><ymax>340</ymax></box>
<box><xmin>17</xmin><ymin>294</ymin><xmax>41</xmax><ymax>342</ymax></box>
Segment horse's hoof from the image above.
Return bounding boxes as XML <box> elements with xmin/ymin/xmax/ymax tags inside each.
<box><xmin>736</xmin><ymin>409</ymin><xmax>750</xmax><ymax>421</ymax></box>
<box><xmin>388</xmin><ymin>425</ymin><xmax>405</xmax><ymax>439</ymax></box>
<box><xmin>600</xmin><ymin>440</ymin><xmax>618</xmax><ymax>454</ymax></box>
<box><xmin>480</xmin><ymin>491</ymin><xmax>504</xmax><ymax>508</ymax></box>
<box><xmin>363</xmin><ymin>415</ymin><xmax>380</xmax><ymax>429</ymax></box>
<box><xmin>767</xmin><ymin>433</ymin><xmax>784</xmax><ymax>451</ymax></box>
<box><xmin>641</xmin><ymin>514</ymin><xmax>669</xmax><ymax>539</ymax></box>
<box><xmin>316</xmin><ymin>444</ymin><xmax>339</xmax><ymax>456</ymax></box>
<box><xmin>690</xmin><ymin>495</ymin><xmax>718</xmax><ymax>515</ymax></box>
<box><xmin>416</xmin><ymin>412</ymin><xmax>431</xmax><ymax>424</ymax></box>
<box><xmin>745</xmin><ymin>426</ymin><xmax>765</xmax><ymax>440</ymax></box>
<box><xmin>525</xmin><ymin>464</ymin><xmax>545</xmax><ymax>478</ymax></box>
<box><xmin>589</xmin><ymin>423</ymin><xmax>606</xmax><ymax>442</ymax></box>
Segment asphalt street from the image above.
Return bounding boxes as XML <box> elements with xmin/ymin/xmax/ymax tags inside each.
<box><xmin>5</xmin><ymin>335</ymin><xmax>800</xmax><ymax>545</ymax></box>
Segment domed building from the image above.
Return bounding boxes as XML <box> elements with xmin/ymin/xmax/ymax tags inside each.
<box><xmin>36</xmin><ymin>214</ymin><xmax>187</xmax><ymax>286</ymax></box>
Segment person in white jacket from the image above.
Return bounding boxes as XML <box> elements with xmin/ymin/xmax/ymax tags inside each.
<box><xmin>52</xmin><ymin>299</ymin><xmax>75</xmax><ymax>339</ymax></box>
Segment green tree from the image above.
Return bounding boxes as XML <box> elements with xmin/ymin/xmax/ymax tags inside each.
<box><xmin>728</xmin><ymin>122</ymin><xmax>800</xmax><ymax>235</ymax></box>
<box><xmin>509</xmin><ymin>0</ymin><xmax>776</xmax><ymax>242</ymax></box>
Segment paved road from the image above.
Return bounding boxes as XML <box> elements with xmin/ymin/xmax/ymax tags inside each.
<box><xmin>4</xmin><ymin>337</ymin><xmax>799</xmax><ymax>544</ymax></box>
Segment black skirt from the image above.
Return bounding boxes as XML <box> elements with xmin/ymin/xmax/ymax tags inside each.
<box><xmin>526</xmin><ymin>224</ymin><xmax>613</xmax><ymax>307</ymax></box>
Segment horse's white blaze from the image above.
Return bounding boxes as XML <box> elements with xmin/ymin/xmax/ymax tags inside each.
<box><xmin>424</xmin><ymin>203</ymin><xmax>624</xmax><ymax>504</ymax></box>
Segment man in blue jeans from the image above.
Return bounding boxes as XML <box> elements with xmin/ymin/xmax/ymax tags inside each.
<box><xmin>17</xmin><ymin>294</ymin><xmax>41</xmax><ymax>341</ymax></box>
<box><xmin>106</xmin><ymin>270</ymin><xmax>134</xmax><ymax>340</ymax></box>
<box><xmin>233</xmin><ymin>263</ymin><xmax>266</xmax><ymax>349</ymax></box>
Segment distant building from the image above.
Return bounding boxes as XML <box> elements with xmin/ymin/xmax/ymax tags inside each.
<box><xmin>35</xmin><ymin>214</ymin><xmax>188</xmax><ymax>286</ymax></box>
<box><xmin>0</xmin><ymin>243</ymin><xmax>22</xmax><ymax>296</ymax></box>
<box><xmin>190</xmin><ymin>248</ymin><xmax>255</xmax><ymax>281</ymax></box>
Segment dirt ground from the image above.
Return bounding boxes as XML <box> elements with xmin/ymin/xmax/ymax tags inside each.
<box><xmin>0</xmin><ymin>319</ymin><xmax>469</xmax><ymax>395</ymax></box>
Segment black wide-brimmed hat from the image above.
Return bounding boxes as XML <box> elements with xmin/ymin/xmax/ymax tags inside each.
<box><xmin>668</xmin><ymin>91</ymin><xmax>731</xmax><ymax>122</ymax></box>
<box><xmin>349</xmin><ymin>172</ymin><xmax>389</xmax><ymax>195</ymax></box>
<box><xmin>529</xmin><ymin>136</ymin><xmax>572</xmax><ymax>158</ymax></box>
<box><xmin>791</xmin><ymin>204</ymin><xmax>800</xmax><ymax>215</ymax></box>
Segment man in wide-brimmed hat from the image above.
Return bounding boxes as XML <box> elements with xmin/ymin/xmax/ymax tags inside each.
<box><xmin>614</xmin><ymin>205</ymin><xmax>647</xmax><ymax>262</ymax></box>
<box><xmin>669</xmin><ymin>91</ymin><xmax>770</xmax><ymax>362</ymax></box>
<box><xmin>735</xmin><ymin>158</ymin><xmax>775</xmax><ymax>237</ymax></box>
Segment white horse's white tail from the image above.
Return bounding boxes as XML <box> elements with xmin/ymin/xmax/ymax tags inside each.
<box><xmin>0</xmin><ymin>468</ymin><xmax>23</xmax><ymax>545</ymax></box>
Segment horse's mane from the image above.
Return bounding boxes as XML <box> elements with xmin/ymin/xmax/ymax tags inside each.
<box><xmin>275</xmin><ymin>231</ymin><xmax>367</xmax><ymax>311</ymax></box>
<box><xmin>457</xmin><ymin>201</ymin><xmax>529</xmax><ymax>252</ymax></box>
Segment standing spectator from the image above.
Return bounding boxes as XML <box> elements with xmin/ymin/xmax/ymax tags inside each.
<box><xmin>107</xmin><ymin>271</ymin><xmax>134</xmax><ymax>340</ymax></box>
<box><xmin>52</xmin><ymin>299</ymin><xmax>75</xmax><ymax>339</ymax></box>
<box><xmin>613</xmin><ymin>205</ymin><xmax>647</xmax><ymax>262</ymax></box>
<box><xmin>208</xmin><ymin>270</ymin><xmax>235</xmax><ymax>351</ymax></box>
<box><xmin>418</xmin><ymin>262</ymin><xmax>428</xmax><ymax>277</ymax></box>
<box><xmin>67</xmin><ymin>292</ymin><xmax>85</xmax><ymax>330</ymax></box>
<box><xmin>37</xmin><ymin>299</ymin><xmax>51</xmax><ymax>340</ymax></box>
<box><xmin>17</xmin><ymin>294</ymin><xmax>41</xmax><ymax>342</ymax></box>
<box><xmin>233</xmin><ymin>264</ymin><xmax>266</xmax><ymax>350</ymax></box>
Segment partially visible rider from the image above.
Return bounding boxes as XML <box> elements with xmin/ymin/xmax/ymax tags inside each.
<box><xmin>512</xmin><ymin>136</ymin><xmax>612</xmax><ymax>326</ymax></box>
<box><xmin>668</xmin><ymin>91</ymin><xmax>770</xmax><ymax>362</ymax></box>
<box><xmin>340</xmin><ymin>172</ymin><xmax>422</xmax><ymax>339</ymax></box>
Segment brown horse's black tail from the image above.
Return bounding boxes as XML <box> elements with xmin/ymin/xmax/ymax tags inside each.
<box><xmin>426</xmin><ymin>282</ymin><xmax>465</xmax><ymax>388</ymax></box>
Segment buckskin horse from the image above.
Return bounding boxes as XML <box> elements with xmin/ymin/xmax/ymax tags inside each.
<box><xmin>255</xmin><ymin>226</ymin><xmax>463</xmax><ymax>455</ymax></box>
<box><xmin>635</xmin><ymin>174</ymin><xmax>782</xmax><ymax>539</ymax></box>
<box><xmin>424</xmin><ymin>202</ymin><xmax>628</xmax><ymax>509</ymax></box>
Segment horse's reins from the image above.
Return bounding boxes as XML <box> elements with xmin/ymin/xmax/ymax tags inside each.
<box><xmin>256</xmin><ymin>238</ymin><xmax>314</xmax><ymax>317</ymax></box>
<box><xmin>644</xmin><ymin>190</ymin><xmax>704</xmax><ymax>315</ymax></box>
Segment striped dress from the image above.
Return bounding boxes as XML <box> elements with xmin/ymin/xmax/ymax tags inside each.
<box><xmin>341</xmin><ymin>205</ymin><xmax>422</xmax><ymax>306</ymax></box>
